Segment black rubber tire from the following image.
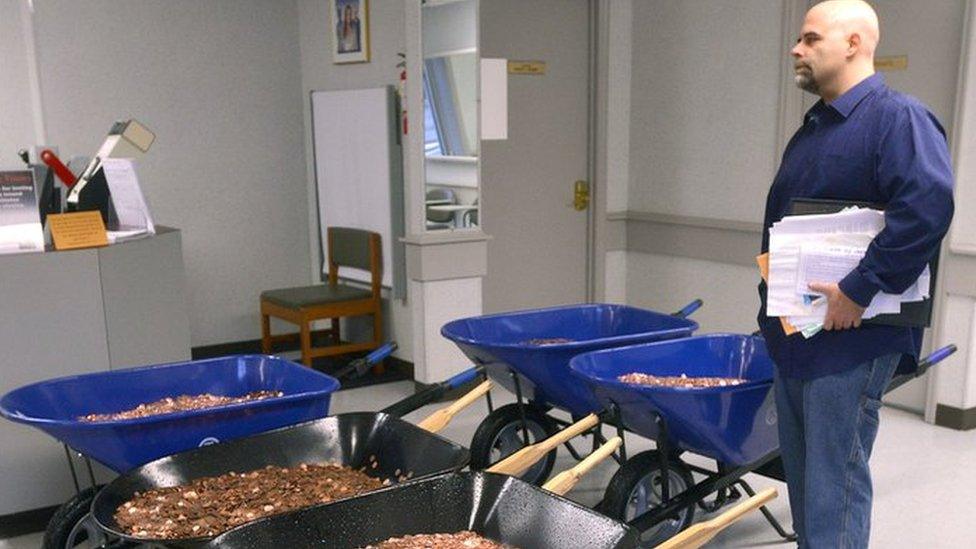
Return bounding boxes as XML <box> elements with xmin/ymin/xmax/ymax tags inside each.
<box><xmin>468</xmin><ymin>403</ymin><xmax>558</xmax><ymax>485</ymax></box>
<box><xmin>43</xmin><ymin>485</ymin><xmax>104</xmax><ymax>549</ymax></box>
<box><xmin>600</xmin><ymin>450</ymin><xmax>696</xmax><ymax>548</ymax></box>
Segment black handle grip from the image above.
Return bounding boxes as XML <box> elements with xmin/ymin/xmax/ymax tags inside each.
<box><xmin>380</xmin><ymin>366</ymin><xmax>484</xmax><ymax>418</ymax></box>
<box><xmin>917</xmin><ymin>344</ymin><xmax>957</xmax><ymax>373</ymax></box>
<box><xmin>672</xmin><ymin>299</ymin><xmax>703</xmax><ymax>319</ymax></box>
<box><xmin>333</xmin><ymin>342</ymin><xmax>399</xmax><ymax>380</ymax></box>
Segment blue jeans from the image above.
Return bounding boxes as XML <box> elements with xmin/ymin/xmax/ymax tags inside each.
<box><xmin>773</xmin><ymin>354</ymin><xmax>899</xmax><ymax>549</ymax></box>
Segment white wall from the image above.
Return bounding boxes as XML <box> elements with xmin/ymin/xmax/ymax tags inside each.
<box><xmin>4</xmin><ymin>0</ymin><xmax>311</xmax><ymax>348</ymax></box>
<box><xmin>628</xmin><ymin>0</ymin><xmax>784</xmax><ymax>224</ymax></box>
<box><xmin>627</xmin><ymin>253</ymin><xmax>760</xmax><ymax>334</ymax></box>
<box><xmin>604</xmin><ymin>250</ymin><xmax>627</xmax><ymax>303</ymax></box>
<box><xmin>604</xmin><ymin>0</ymin><xmax>632</xmax><ymax>214</ymax></box>
<box><xmin>950</xmin><ymin>0</ymin><xmax>976</xmax><ymax>253</ymax></box>
<box><xmin>297</xmin><ymin>0</ymin><xmax>414</xmax><ymax>360</ymax></box>
<box><xmin>0</xmin><ymin>0</ymin><xmax>38</xmax><ymax>168</ymax></box>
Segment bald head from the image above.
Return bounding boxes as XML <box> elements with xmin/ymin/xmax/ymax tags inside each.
<box><xmin>791</xmin><ymin>0</ymin><xmax>882</xmax><ymax>101</ymax></box>
<box><xmin>811</xmin><ymin>0</ymin><xmax>880</xmax><ymax>57</ymax></box>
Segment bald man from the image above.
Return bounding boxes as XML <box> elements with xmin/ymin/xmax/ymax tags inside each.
<box><xmin>758</xmin><ymin>1</ymin><xmax>954</xmax><ymax>547</ymax></box>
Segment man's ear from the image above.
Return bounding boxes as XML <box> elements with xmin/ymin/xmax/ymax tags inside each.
<box><xmin>847</xmin><ymin>33</ymin><xmax>862</xmax><ymax>57</ymax></box>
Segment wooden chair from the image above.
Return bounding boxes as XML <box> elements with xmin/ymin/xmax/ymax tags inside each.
<box><xmin>260</xmin><ymin>227</ymin><xmax>383</xmax><ymax>368</ymax></box>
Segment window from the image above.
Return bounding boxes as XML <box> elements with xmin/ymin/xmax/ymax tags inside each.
<box><xmin>423</xmin><ymin>57</ymin><xmax>466</xmax><ymax>156</ymax></box>
<box><xmin>423</xmin><ymin>77</ymin><xmax>443</xmax><ymax>156</ymax></box>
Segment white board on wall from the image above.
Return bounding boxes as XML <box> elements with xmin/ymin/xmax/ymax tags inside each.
<box><xmin>311</xmin><ymin>87</ymin><xmax>404</xmax><ymax>292</ymax></box>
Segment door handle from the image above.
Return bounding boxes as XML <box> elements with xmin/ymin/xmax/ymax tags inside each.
<box><xmin>573</xmin><ymin>180</ymin><xmax>590</xmax><ymax>211</ymax></box>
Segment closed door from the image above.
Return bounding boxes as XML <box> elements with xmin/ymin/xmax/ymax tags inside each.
<box><xmin>480</xmin><ymin>0</ymin><xmax>591</xmax><ymax>313</ymax></box>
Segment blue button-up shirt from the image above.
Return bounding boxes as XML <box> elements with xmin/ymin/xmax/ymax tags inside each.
<box><xmin>758</xmin><ymin>74</ymin><xmax>954</xmax><ymax>379</ymax></box>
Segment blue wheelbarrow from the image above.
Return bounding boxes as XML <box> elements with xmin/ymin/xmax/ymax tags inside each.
<box><xmin>0</xmin><ymin>343</ymin><xmax>477</xmax><ymax>549</ymax></box>
<box><xmin>441</xmin><ymin>301</ymin><xmax>701</xmax><ymax>485</ymax></box>
<box><xmin>569</xmin><ymin>334</ymin><xmax>958</xmax><ymax>547</ymax></box>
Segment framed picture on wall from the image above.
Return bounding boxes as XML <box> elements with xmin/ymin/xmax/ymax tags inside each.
<box><xmin>330</xmin><ymin>0</ymin><xmax>370</xmax><ymax>64</ymax></box>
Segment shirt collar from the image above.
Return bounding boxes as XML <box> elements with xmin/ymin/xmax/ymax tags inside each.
<box><xmin>827</xmin><ymin>72</ymin><xmax>885</xmax><ymax>118</ymax></box>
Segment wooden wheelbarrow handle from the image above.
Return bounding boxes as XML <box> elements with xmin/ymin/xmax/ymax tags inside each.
<box><xmin>487</xmin><ymin>413</ymin><xmax>599</xmax><ymax>477</ymax></box>
<box><xmin>542</xmin><ymin>437</ymin><xmax>622</xmax><ymax>496</ymax></box>
<box><xmin>416</xmin><ymin>380</ymin><xmax>492</xmax><ymax>434</ymax></box>
<box><xmin>655</xmin><ymin>487</ymin><xmax>778</xmax><ymax>549</ymax></box>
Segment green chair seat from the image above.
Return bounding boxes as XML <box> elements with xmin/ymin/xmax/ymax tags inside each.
<box><xmin>260</xmin><ymin>284</ymin><xmax>372</xmax><ymax>309</ymax></box>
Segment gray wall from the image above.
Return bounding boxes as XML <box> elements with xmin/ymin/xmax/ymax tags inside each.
<box><xmin>3</xmin><ymin>0</ymin><xmax>311</xmax><ymax>347</ymax></box>
<box><xmin>628</xmin><ymin>0</ymin><xmax>784</xmax><ymax>223</ymax></box>
<box><xmin>297</xmin><ymin>0</ymin><xmax>413</xmax><ymax>360</ymax></box>
<box><xmin>619</xmin><ymin>0</ymin><xmax>785</xmax><ymax>335</ymax></box>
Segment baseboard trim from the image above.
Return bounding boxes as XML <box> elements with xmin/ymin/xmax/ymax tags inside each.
<box><xmin>190</xmin><ymin>330</ymin><xmax>335</xmax><ymax>359</ymax></box>
<box><xmin>935</xmin><ymin>404</ymin><xmax>976</xmax><ymax>430</ymax></box>
<box><xmin>0</xmin><ymin>504</ymin><xmax>58</xmax><ymax>539</ymax></box>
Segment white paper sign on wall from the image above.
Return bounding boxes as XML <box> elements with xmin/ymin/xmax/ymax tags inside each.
<box><xmin>480</xmin><ymin>58</ymin><xmax>508</xmax><ymax>140</ymax></box>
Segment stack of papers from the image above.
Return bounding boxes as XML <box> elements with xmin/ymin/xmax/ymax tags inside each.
<box><xmin>0</xmin><ymin>170</ymin><xmax>44</xmax><ymax>255</ymax></box>
<box><xmin>759</xmin><ymin>207</ymin><xmax>929</xmax><ymax>338</ymax></box>
<box><xmin>102</xmin><ymin>158</ymin><xmax>155</xmax><ymax>243</ymax></box>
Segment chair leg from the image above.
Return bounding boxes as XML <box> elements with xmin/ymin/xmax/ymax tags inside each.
<box><xmin>371</xmin><ymin>310</ymin><xmax>385</xmax><ymax>375</ymax></box>
<box><xmin>300</xmin><ymin>320</ymin><xmax>313</xmax><ymax>368</ymax></box>
<box><xmin>261</xmin><ymin>312</ymin><xmax>271</xmax><ymax>354</ymax></box>
<box><xmin>331</xmin><ymin>318</ymin><xmax>341</xmax><ymax>345</ymax></box>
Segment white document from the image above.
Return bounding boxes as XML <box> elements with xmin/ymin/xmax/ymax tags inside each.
<box><xmin>101</xmin><ymin>158</ymin><xmax>155</xmax><ymax>234</ymax></box>
<box><xmin>795</xmin><ymin>243</ymin><xmax>865</xmax><ymax>295</ymax></box>
<box><xmin>0</xmin><ymin>224</ymin><xmax>44</xmax><ymax>254</ymax></box>
<box><xmin>772</xmin><ymin>207</ymin><xmax>885</xmax><ymax>236</ymax></box>
<box><xmin>767</xmin><ymin>207</ymin><xmax>929</xmax><ymax>323</ymax></box>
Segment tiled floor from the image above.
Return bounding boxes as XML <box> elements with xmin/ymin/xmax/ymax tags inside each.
<box><xmin>3</xmin><ymin>380</ymin><xmax>974</xmax><ymax>548</ymax></box>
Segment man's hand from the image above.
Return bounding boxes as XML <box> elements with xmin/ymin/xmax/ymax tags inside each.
<box><xmin>808</xmin><ymin>281</ymin><xmax>866</xmax><ymax>331</ymax></box>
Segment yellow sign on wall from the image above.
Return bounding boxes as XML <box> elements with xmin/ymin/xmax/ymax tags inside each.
<box><xmin>508</xmin><ymin>60</ymin><xmax>547</xmax><ymax>75</ymax></box>
<box><xmin>875</xmin><ymin>55</ymin><xmax>908</xmax><ymax>71</ymax></box>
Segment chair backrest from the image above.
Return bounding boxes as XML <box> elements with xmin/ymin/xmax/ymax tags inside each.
<box><xmin>327</xmin><ymin>227</ymin><xmax>382</xmax><ymax>296</ymax></box>
<box><xmin>426</xmin><ymin>188</ymin><xmax>456</xmax><ymax>223</ymax></box>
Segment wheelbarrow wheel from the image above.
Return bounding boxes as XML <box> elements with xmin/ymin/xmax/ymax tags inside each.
<box><xmin>42</xmin><ymin>485</ymin><xmax>120</xmax><ymax>549</ymax></box>
<box><xmin>469</xmin><ymin>403</ymin><xmax>558</xmax><ymax>485</ymax></box>
<box><xmin>601</xmin><ymin>450</ymin><xmax>696</xmax><ymax>548</ymax></box>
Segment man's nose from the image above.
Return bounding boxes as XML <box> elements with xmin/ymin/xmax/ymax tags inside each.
<box><xmin>791</xmin><ymin>44</ymin><xmax>802</xmax><ymax>57</ymax></box>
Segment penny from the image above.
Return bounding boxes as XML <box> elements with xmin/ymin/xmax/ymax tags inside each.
<box><xmin>618</xmin><ymin>372</ymin><xmax>746</xmax><ymax>388</ymax></box>
<box><xmin>362</xmin><ymin>531</ymin><xmax>515</xmax><ymax>549</ymax></box>
<box><xmin>81</xmin><ymin>391</ymin><xmax>283</xmax><ymax>422</ymax></box>
<box><xmin>115</xmin><ymin>463</ymin><xmax>388</xmax><ymax>539</ymax></box>
<box><xmin>522</xmin><ymin>338</ymin><xmax>574</xmax><ymax>345</ymax></box>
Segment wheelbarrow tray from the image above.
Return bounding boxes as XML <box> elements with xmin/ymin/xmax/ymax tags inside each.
<box><xmin>91</xmin><ymin>412</ymin><xmax>469</xmax><ymax>546</ymax></box>
<box><xmin>441</xmin><ymin>304</ymin><xmax>698</xmax><ymax>416</ymax></box>
<box><xmin>0</xmin><ymin>355</ymin><xmax>340</xmax><ymax>473</ymax></box>
<box><xmin>570</xmin><ymin>334</ymin><xmax>777</xmax><ymax>466</ymax></box>
<box><xmin>206</xmin><ymin>471</ymin><xmax>639</xmax><ymax>549</ymax></box>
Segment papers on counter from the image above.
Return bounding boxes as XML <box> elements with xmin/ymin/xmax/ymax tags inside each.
<box><xmin>762</xmin><ymin>206</ymin><xmax>929</xmax><ymax>338</ymax></box>
<box><xmin>102</xmin><ymin>158</ymin><xmax>155</xmax><ymax>240</ymax></box>
<box><xmin>0</xmin><ymin>170</ymin><xmax>44</xmax><ymax>254</ymax></box>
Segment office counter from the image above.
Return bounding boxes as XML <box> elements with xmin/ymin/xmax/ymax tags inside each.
<box><xmin>0</xmin><ymin>227</ymin><xmax>190</xmax><ymax>516</ymax></box>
